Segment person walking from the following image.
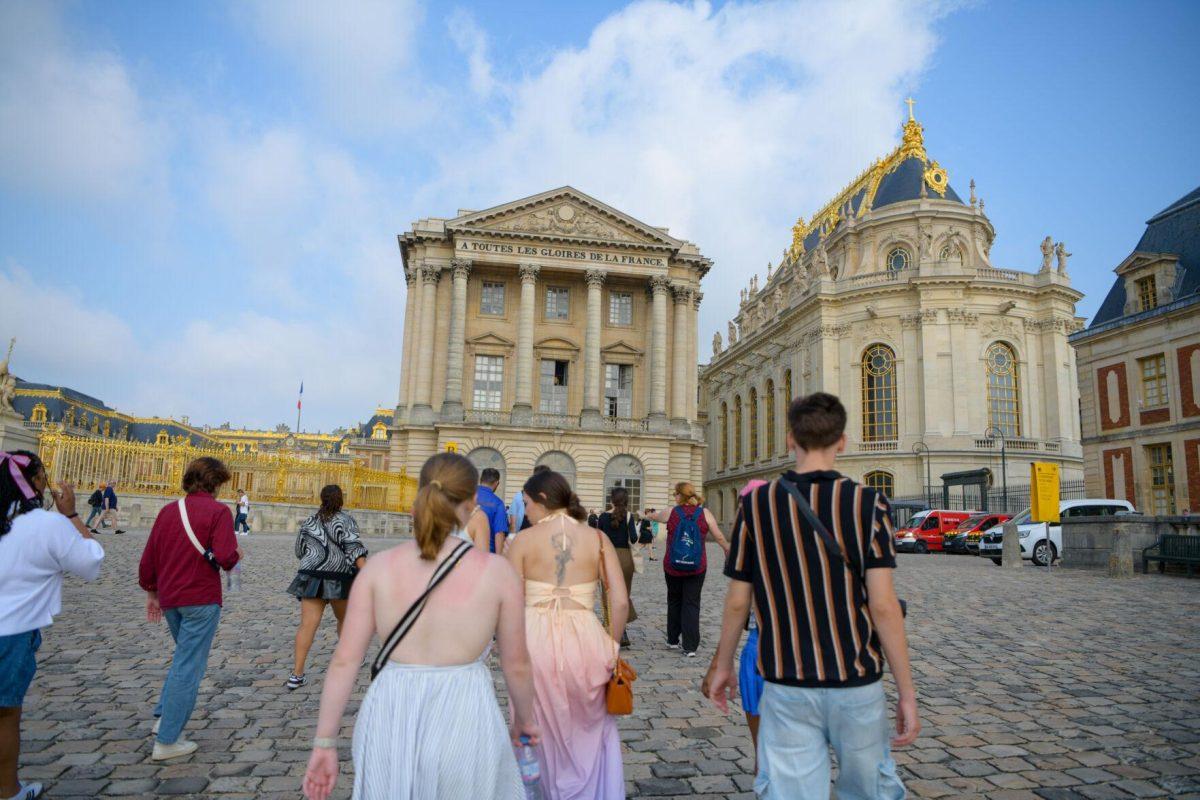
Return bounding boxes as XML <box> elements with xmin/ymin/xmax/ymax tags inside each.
<box><xmin>468</xmin><ymin>467</ymin><xmax>509</xmax><ymax>554</ymax></box>
<box><xmin>100</xmin><ymin>480</ymin><xmax>125</xmax><ymax>534</ymax></box>
<box><xmin>505</xmin><ymin>469</ymin><xmax>629</xmax><ymax>799</ymax></box>
<box><xmin>643</xmin><ymin>483</ymin><xmax>729</xmax><ymax>658</ymax></box>
<box><xmin>234</xmin><ymin>490</ymin><xmax>250</xmax><ymax>536</ymax></box>
<box><xmin>0</xmin><ymin>452</ymin><xmax>105</xmax><ymax>800</ymax></box>
<box><xmin>84</xmin><ymin>484</ymin><xmax>104</xmax><ymax>531</ymax></box>
<box><xmin>285</xmin><ymin>485</ymin><xmax>368</xmax><ymax>691</ymax></box>
<box><xmin>302</xmin><ymin>453</ymin><xmax>538</xmax><ymax>800</ymax></box>
<box><xmin>636</xmin><ymin>512</ymin><xmax>656</xmax><ymax>561</ymax></box>
<box><xmin>597</xmin><ymin>487</ymin><xmax>637</xmax><ymax>648</ymax></box>
<box><xmin>706</xmin><ymin>392</ymin><xmax>918</xmax><ymax>799</ymax></box>
<box><xmin>138</xmin><ymin>457</ymin><xmax>241</xmax><ymax>761</ymax></box>
<box><xmin>508</xmin><ymin>463</ymin><xmax>550</xmax><ymax>534</ymax></box>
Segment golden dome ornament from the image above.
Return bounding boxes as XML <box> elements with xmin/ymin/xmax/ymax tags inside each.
<box><xmin>924</xmin><ymin>161</ymin><xmax>948</xmax><ymax>197</ymax></box>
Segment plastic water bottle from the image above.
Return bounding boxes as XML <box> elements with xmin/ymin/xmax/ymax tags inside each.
<box><xmin>228</xmin><ymin>563</ymin><xmax>242</xmax><ymax>593</ymax></box>
<box><xmin>516</xmin><ymin>736</ymin><xmax>543</xmax><ymax>800</ymax></box>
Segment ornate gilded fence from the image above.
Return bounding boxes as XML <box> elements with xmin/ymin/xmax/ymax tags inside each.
<box><xmin>38</xmin><ymin>432</ymin><xmax>417</xmax><ymax>513</ymax></box>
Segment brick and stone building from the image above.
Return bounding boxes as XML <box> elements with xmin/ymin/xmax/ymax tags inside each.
<box><xmin>1071</xmin><ymin>185</ymin><xmax>1200</xmax><ymax>514</ymax></box>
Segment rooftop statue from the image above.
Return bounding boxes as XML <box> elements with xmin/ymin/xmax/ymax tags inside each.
<box><xmin>1040</xmin><ymin>236</ymin><xmax>1054</xmax><ymax>271</ymax></box>
<box><xmin>1055</xmin><ymin>241</ymin><xmax>1072</xmax><ymax>274</ymax></box>
<box><xmin>0</xmin><ymin>338</ymin><xmax>16</xmax><ymax>413</ymax></box>
<box><xmin>712</xmin><ymin>331</ymin><xmax>722</xmax><ymax>357</ymax></box>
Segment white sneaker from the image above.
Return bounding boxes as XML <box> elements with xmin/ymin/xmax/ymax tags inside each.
<box><xmin>152</xmin><ymin>718</ymin><xmax>160</xmax><ymax>734</ymax></box>
<box><xmin>151</xmin><ymin>739</ymin><xmax>198</xmax><ymax>761</ymax></box>
<box><xmin>5</xmin><ymin>781</ymin><xmax>42</xmax><ymax>799</ymax></box>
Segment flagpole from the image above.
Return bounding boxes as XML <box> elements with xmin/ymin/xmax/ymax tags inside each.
<box><xmin>296</xmin><ymin>381</ymin><xmax>303</xmax><ymax>434</ymax></box>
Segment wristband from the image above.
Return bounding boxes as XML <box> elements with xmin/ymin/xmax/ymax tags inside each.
<box><xmin>313</xmin><ymin>736</ymin><xmax>337</xmax><ymax>749</ymax></box>
<box><xmin>66</xmin><ymin>512</ymin><xmax>79</xmax><ymax>520</ymax></box>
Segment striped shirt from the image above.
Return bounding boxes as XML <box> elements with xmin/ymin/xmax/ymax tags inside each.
<box><xmin>724</xmin><ymin>470</ymin><xmax>898</xmax><ymax>688</ymax></box>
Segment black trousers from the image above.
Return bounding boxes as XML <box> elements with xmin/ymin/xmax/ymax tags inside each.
<box><xmin>665</xmin><ymin>571</ymin><xmax>706</xmax><ymax>652</ymax></box>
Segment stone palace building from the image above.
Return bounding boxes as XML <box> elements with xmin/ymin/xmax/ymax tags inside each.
<box><xmin>700</xmin><ymin>107</ymin><xmax>1086</xmax><ymax>525</ymax></box>
<box><xmin>389</xmin><ymin>187</ymin><xmax>709</xmax><ymax>510</ymax></box>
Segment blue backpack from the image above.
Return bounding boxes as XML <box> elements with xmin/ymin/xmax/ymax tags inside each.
<box><xmin>667</xmin><ymin>505</ymin><xmax>705</xmax><ymax>571</ymax></box>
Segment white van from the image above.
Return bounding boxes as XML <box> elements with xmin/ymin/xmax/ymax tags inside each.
<box><xmin>977</xmin><ymin>498</ymin><xmax>1137</xmax><ymax>566</ymax></box>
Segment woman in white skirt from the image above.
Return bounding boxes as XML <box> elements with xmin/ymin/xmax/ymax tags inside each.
<box><xmin>303</xmin><ymin>453</ymin><xmax>540</xmax><ymax>800</ymax></box>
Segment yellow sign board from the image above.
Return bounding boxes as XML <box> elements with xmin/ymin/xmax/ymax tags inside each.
<box><xmin>1030</xmin><ymin>462</ymin><xmax>1061</xmax><ymax>523</ymax></box>
<box><xmin>444</xmin><ymin>441</ymin><xmax>458</xmax><ymax>453</ymax></box>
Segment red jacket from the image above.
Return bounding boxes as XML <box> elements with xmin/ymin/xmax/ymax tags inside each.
<box><xmin>138</xmin><ymin>492</ymin><xmax>240</xmax><ymax>609</ymax></box>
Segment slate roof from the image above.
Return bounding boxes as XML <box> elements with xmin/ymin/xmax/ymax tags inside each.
<box><xmin>1089</xmin><ymin>184</ymin><xmax>1200</xmax><ymax>327</ymax></box>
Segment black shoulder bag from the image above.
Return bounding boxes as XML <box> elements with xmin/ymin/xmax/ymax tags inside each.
<box><xmin>776</xmin><ymin>477</ymin><xmax>907</xmax><ymax>617</ymax></box>
<box><xmin>370</xmin><ymin>540</ymin><xmax>473</xmax><ymax>680</ymax></box>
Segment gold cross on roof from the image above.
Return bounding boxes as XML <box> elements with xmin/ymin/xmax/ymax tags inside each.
<box><xmin>905</xmin><ymin>97</ymin><xmax>916</xmax><ymax>121</ymax></box>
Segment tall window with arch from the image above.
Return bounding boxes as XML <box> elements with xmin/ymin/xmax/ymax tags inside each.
<box><xmin>864</xmin><ymin>470</ymin><xmax>895</xmax><ymax>499</ymax></box>
<box><xmin>985</xmin><ymin>341</ymin><xmax>1021</xmax><ymax>437</ymax></box>
<box><xmin>784</xmin><ymin>368</ymin><xmax>794</xmax><ymax>406</ymax></box>
<box><xmin>861</xmin><ymin>344</ymin><xmax>898</xmax><ymax>442</ymax></box>
<box><xmin>765</xmin><ymin>379</ymin><xmax>776</xmax><ymax>457</ymax></box>
<box><xmin>720</xmin><ymin>401</ymin><xmax>729</xmax><ymax>469</ymax></box>
<box><xmin>749</xmin><ymin>387</ymin><xmax>759</xmax><ymax>461</ymax></box>
<box><xmin>733</xmin><ymin>395</ymin><xmax>744</xmax><ymax>466</ymax></box>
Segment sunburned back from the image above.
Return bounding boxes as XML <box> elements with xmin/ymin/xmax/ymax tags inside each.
<box><xmin>515</xmin><ymin>516</ymin><xmax>604</xmax><ymax>608</ymax></box>
<box><xmin>369</xmin><ymin>541</ymin><xmax>502</xmax><ymax>666</ymax></box>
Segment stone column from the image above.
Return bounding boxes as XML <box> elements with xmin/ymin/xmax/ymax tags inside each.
<box><xmin>441</xmin><ymin>259</ymin><xmax>471</xmax><ymax>421</ymax></box>
<box><xmin>410</xmin><ymin>263</ymin><xmax>442</xmax><ymax>425</ymax></box>
<box><xmin>396</xmin><ymin>269</ymin><xmax>418</xmax><ymax>422</ymax></box>
<box><xmin>581</xmin><ymin>269</ymin><xmax>606</xmax><ymax>428</ymax></box>
<box><xmin>670</xmin><ymin>283</ymin><xmax>693</xmax><ymax>431</ymax></box>
<box><xmin>512</xmin><ymin>263</ymin><xmax>539</xmax><ymax>425</ymax></box>
<box><xmin>648</xmin><ymin>276</ymin><xmax>670</xmax><ymax>431</ymax></box>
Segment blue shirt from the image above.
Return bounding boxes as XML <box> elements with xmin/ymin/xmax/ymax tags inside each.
<box><xmin>508</xmin><ymin>491</ymin><xmax>526</xmax><ymax>534</ymax></box>
<box><xmin>476</xmin><ymin>485</ymin><xmax>509</xmax><ymax>553</ymax></box>
<box><xmin>103</xmin><ymin>487</ymin><xmax>118</xmax><ymax>510</ymax></box>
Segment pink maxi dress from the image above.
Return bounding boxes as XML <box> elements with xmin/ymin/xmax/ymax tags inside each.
<box><xmin>525</xmin><ymin>578</ymin><xmax>625</xmax><ymax>799</ymax></box>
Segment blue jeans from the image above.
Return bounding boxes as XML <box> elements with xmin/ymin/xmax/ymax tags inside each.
<box><xmin>755</xmin><ymin>680</ymin><xmax>905</xmax><ymax>799</ymax></box>
<box><xmin>234</xmin><ymin>513</ymin><xmax>249</xmax><ymax>533</ymax></box>
<box><xmin>153</xmin><ymin>604</ymin><xmax>221</xmax><ymax>745</ymax></box>
<box><xmin>84</xmin><ymin>506</ymin><xmax>102</xmax><ymax>527</ymax></box>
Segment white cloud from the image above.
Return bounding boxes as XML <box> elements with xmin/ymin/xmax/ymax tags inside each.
<box><xmin>448</xmin><ymin>8</ymin><xmax>496</xmax><ymax>97</ymax></box>
<box><xmin>425</xmin><ymin>0</ymin><xmax>948</xmax><ymax>351</ymax></box>
<box><xmin>0</xmin><ymin>3</ymin><xmax>168</xmax><ymax>205</ymax></box>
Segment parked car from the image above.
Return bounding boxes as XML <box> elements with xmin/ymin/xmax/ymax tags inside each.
<box><xmin>977</xmin><ymin>499</ymin><xmax>1137</xmax><ymax>566</ymax></box>
<box><xmin>944</xmin><ymin>512</ymin><xmax>1011</xmax><ymax>554</ymax></box>
<box><xmin>895</xmin><ymin>509</ymin><xmax>976</xmax><ymax>553</ymax></box>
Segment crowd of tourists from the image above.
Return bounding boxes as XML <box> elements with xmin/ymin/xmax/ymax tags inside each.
<box><xmin>0</xmin><ymin>390</ymin><xmax>919</xmax><ymax>800</ymax></box>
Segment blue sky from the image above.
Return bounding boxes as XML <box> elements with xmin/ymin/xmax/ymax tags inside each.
<box><xmin>2</xmin><ymin>0</ymin><xmax>1198</xmax><ymax>431</ymax></box>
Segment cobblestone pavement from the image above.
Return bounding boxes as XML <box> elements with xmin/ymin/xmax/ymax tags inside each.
<box><xmin>18</xmin><ymin>530</ymin><xmax>1200</xmax><ymax>799</ymax></box>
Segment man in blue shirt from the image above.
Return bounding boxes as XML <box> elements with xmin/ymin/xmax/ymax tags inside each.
<box><xmin>472</xmin><ymin>468</ymin><xmax>509</xmax><ymax>553</ymax></box>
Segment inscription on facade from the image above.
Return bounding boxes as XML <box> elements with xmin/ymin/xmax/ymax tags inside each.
<box><xmin>457</xmin><ymin>239</ymin><xmax>665</xmax><ymax>267</ymax></box>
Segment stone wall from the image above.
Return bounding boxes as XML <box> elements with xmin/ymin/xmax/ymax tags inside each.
<box><xmin>73</xmin><ymin>492</ymin><xmax>412</xmax><ymax>538</ymax></box>
<box><xmin>1062</xmin><ymin>514</ymin><xmax>1200</xmax><ymax>570</ymax></box>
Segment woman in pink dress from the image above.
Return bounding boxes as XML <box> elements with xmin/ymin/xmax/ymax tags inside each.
<box><xmin>506</xmin><ymin>470</ymin><xmax>630</xmax><ymax>799</ymax></box>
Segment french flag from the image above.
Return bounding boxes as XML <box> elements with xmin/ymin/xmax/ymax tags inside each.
<box><xmin>297</xmin><ymin>381</ymin><xmax>303</xmax><ymax>411</ymax></box>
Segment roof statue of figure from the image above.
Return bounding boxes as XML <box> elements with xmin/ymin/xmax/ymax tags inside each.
<box><xmin>1040</xmin><ymin>236</ymin><xmax>1054</xmax><ymax>271</ymax></box>
<box><xmin>0</xmin><ymin>338</ymin><xmax>16</xmax><ymax>413</ymax></box>
<box><xmin>1055</xmin><ymin>242</ymin><xmax>1072</xmax><ymax>274</ymax></box>
<box><xmin>728</xmin><ymin>320</ymin><xmax>738</xmax><ymax>345</ymax></box>
<box><xmin>712</xmin><ymin>330</ymin><xmax>722</xmax><ymax>357</ymax></box>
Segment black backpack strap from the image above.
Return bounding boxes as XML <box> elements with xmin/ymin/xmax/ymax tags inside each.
<box><xmin>370</xmin><ymin>540</ymin><xmax>472</xmax><ymax>680</ymax></box>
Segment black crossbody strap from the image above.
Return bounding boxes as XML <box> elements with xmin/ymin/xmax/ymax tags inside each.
<box><xmin>370</xmin><ymin>540</ymin><xmax>472</xmax><ymax>680</ymax></box>
<box><xmin>776</xmin><ymin>477</ymin><xmax>851</xmax><ymax>568</ymax></box>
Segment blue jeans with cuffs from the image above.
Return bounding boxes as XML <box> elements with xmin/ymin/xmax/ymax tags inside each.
<box><xmin>153</xmin><ymin>604</ymin><xmax>221</xmax><ymax>745</ymax></box>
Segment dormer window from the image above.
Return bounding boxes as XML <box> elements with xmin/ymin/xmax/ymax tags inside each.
<box><xmin>887</xmin><ymin>247</ymin><xmax>909</xmax><ymax>273</ymax></box>
<box><xmin>1136</xmin><ymin>275</ymin><xmax>1158</xmax><ymax>312</ymax></box>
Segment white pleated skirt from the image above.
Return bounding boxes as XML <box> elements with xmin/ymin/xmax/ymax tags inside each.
<box><xmin>351</xmin><ymin>659</ymin><xmax>524</xmax><ymax>800</ymax></box>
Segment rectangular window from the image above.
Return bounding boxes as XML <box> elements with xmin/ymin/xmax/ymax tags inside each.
<box><xmin>608</xmin><ymin>292</ymin><xmax>632</xmax><ymax>326</ymax></box>
<box><xmin>1136</xmin><ymin>275</ymin><xmax>1157</xmax><ymax>312</ymax></box>
<box><xmin>480</xmin><ymin>282</ymin><xmax>505</xmax><ymax>316</ymax></box>
<box><xmin>472</xmin><ymin>355</ymin><xmax>504</xmax><ymax>411</ymax></box>
<box><xmin>545</xmin><ymin>287</ymin><xmax>570</xmax><ymax>320</ymax></box>
<box><xmin>1146</xmin><ymin>443</ymin><xmax>1175</xmax><ymax>515</ymax></box>
<box><xmin>539</xmin><ymin>359</ymin><xmax>569</xmax><ymax>414</ymax></box>
<box><xmin>604</xmin><ymin>364</ymin><xmax>633</xmax><ymax>417</ymax></box>
<box><xmin>1139</xmin><ymin>354</ymin><xmax>1168</xmax><ymax>409</ymax></box>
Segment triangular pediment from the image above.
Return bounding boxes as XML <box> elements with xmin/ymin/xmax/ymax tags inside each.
<box><xmin>601</xmin><ymin>340</ymin><xmax>644</xmax><ymax>357</ymax></box>
<box><xmin>447</xmin><ymin>187</ymin><xmax>682</xmax><ymax>248</ymax></box>
<box><xmin>1114</xmin><ymin>250</ymin><xmax>1178</xmax><ymax>276</ymax></box>
<box><xmin>467</xmin><ymin>332</ymin><xmax>515</xmax><ymax>348</ymax></box>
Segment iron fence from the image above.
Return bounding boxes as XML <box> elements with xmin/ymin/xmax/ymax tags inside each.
<box><xmin>888</xmin><ymin>479</ymin><xmax>1088</xmax><ymax>525</ymax></box>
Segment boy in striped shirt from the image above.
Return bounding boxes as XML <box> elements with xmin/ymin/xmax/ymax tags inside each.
<box><xmin>706</xmin><ymin>392</ymin><xmax>919</xmax><ymax>799</ymax></box>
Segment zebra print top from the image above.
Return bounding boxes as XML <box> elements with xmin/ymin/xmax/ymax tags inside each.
<box><xmin>294</xmin><ymin>511</ymin><xmax>369</xmax><ymax>576</ymax></box>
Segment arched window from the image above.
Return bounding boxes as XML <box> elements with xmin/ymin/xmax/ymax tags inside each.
<box><xmin>536</xmin><ymin>450</ymin><xmax>576</xmax><ymax>489</ymax></box>
<box><xmin>784</xmin><ymin>369</ymin><xmax>794</xmax><ymax>405</ymax></box>
<box><xmin>765</xmin><ymin>379</ymin><xmax>776</xmax><ymax>457</ymax></box>
<box><xmin>864</xmin><ymin>470</ymin><xmax>895</xmax><ymax>499</ymax></box>
<box><xmin>733</xmin><ymin>396</ymin><xmax>744</xmax><ymax>466</ymax></box>
<box><xmin>604</xmin><ymin>454</ymin><xmax>643</xmax><ymax>511</ymax></box>
<box><xmin>985</xmin><ymin>342</ymin><xmax>1021</xmax><ymax>437</ymax></box>
<box><xmin>749</xmin><ymin>387</ymin><xmax>759</xmax><ymax>461</ymax></box>
<box><xmin>467</xmin><ymin>447</ymin><xmax>507</xmax><ymax>498</ymax></box>
<box><xmin>862</xmin><ymin>344</ymin><xmax>898</xmax><ymax>442</ymax></box>
<box><xmin>720</xmin><ymin>401</ymin><xmax>729</xmax><ymax>469</ymax></box>
<box><xmin>887</xmin><ymin>247</ymin><xmax>910</xmax><ymax>273</ymax></box>
<box><xmin>30</xmin><ymin>403</ymin><xmax>47</xmax><ymax>423</ymax></box>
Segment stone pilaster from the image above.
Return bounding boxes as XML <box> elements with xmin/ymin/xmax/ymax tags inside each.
<box><xmin>670</xmin><ymin>283</ymin><xmax>694</xmax><ymax>431</ymax></box>
<box><xmin>410</xmin><ymin>263</ymin><xmax>443</xmax><ymax>425</ymax></box>
<box><xmin>441</xmin><ymin>259</ymin><xmax>471</xmax><ymax>421</ymax></box>
<box><xmin>648</xmin><ymin>276</ymin><xmax>670</xmax><ymax>431</ymax></box>
<box><xmin>512</xmin><ymin>263</ymin><xmax>539</xmax><ymax>425</ymax></box>
<box><xmin>581</xmin><ymin>269</ymin><xmax>606</xmax><ymax>429</ymax></box>
<box><xmin>396</xmin><ymin>269</ymin><xmax>418</xmax><ymax>422</ymax></box>
<box><xmin>689</xmin><ymin>290</ymin><xmax>703</xmax><ymax>425</ymax></box>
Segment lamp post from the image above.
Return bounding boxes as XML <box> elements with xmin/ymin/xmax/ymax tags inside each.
<box><xmin>984</xmin><ymin>426</ymin><xmax>1008</xmax><ymax>513</ymax></box>
<box><xmin>912</xmin><ymin>441</ymin><xmax>931</xmax><ymax>507</ymax></box>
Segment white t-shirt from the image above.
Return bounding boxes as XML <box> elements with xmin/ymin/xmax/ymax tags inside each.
<box><xmin>0</xmin><ymin>508</ymin><xmax>105</xmax><ymax>636</ymax></box>
<box><xmin>238</xmin><ymin>495</ymin><xmax>249</xmax><ymax>513</ymax></box>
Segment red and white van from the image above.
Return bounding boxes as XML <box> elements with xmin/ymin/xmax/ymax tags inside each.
<box><xmin>894</xmin><ymin>509</ymin><xmax>976</xmax><ymax>553</ymax></box>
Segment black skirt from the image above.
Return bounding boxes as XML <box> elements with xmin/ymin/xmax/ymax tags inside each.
<box><xmin>287</xmin><ymin>569</ymin><xmax>355</xmax><ymax>601</ymax></box>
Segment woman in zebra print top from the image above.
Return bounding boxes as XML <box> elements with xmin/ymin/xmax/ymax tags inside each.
<box><xmin>285</xmin><ymin>485</ymin><xmax>368</xmax><ymax>690</ymax></box>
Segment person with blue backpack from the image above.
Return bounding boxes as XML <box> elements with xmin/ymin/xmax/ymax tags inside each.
<box><xmin>642</xmin><ymin>482</ymin><xmax>729</xmax><ymax>657</ymax></box>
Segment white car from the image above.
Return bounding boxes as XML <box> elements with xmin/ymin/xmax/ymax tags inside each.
<box><xmin>977</xmin><ymin>498</ymin><xmax>1137</xmax><ymax>566</ymax></box>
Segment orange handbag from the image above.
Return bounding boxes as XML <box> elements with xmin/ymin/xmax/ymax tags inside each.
<box><xmin>597</xmin><ymin>532</ymin><xmax>637</xmax><ymax>715</ymax></box>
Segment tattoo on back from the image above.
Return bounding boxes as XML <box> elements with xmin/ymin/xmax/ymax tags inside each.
<box><xmin>554</xmin><ymin>536</ymin><xmax>574</xmax><ymax>585</ymax></box>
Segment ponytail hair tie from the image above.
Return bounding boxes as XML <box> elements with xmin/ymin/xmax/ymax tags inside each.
<box><xmin>430</xmin><ymin>479</ymin><xmax>443</xmax><ymax>490</ymax></box>
<box><xmin>0</xmin><ymin>453</ymin><xmax>36</xmax><ymax>501</ymax></box>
